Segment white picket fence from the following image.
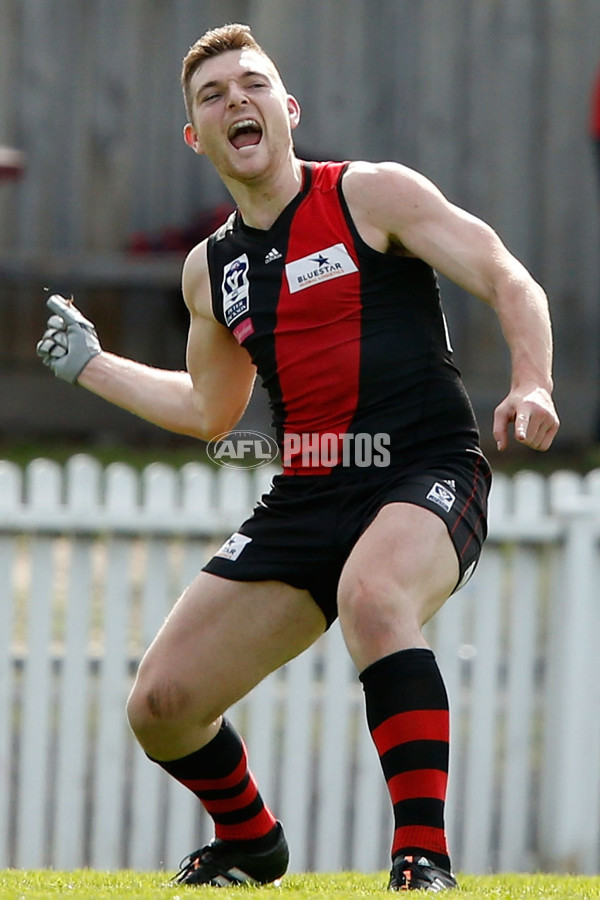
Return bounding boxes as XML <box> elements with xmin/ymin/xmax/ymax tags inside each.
<box><xmin>1</xmin><ymin>455</ymin><xmax>600</xmax><ymax>876</ymax></box>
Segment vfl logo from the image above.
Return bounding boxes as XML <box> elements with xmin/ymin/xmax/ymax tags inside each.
<box><xmin>285</xmin><ymin>242</ymin><xmax>358</xmax><ymax>294</ymax></box>
<box><xmin>426</xmin><ymin>481</ymin><xmax>456</xmax><ymax>513</ymax></box>
<box><xmin>222</xmin><ymin>254</ymin><xmax>250</xmax><ymax>325</ymax></box>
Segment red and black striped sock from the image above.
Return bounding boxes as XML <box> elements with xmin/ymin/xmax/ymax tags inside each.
<box><xmin>359</xmin><ymin>648</ymin><xmax>451</xmax><ymax>871</ymax></box>
<box><xmin>154</xmin><ymin>717</ymin><xmax>278</xmax><ymax>846</ymax></box>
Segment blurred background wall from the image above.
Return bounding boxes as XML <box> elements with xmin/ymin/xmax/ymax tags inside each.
<box><xmin>0</xmin><ymin>0</ymin><xmax>599</xmax><ymax>455</ymax></box>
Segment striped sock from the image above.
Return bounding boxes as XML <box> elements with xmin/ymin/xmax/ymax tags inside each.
<box><xmin>359</xmin><ymin>648</ymin><xmax>451</xmax><ymax>871</ymax></box>
<box><xmin>154</xmin><ymin>717</ymin><xmax>278</xmax><ymax>845</ymax></box>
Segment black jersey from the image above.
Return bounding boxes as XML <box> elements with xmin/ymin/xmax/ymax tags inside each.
<box><xmin>206</xmin><ymin>160</ymin><xmax>480</xmax><ymax>474</ymax></box>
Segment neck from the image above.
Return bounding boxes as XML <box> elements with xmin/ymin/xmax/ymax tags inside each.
<box><xmin>223</xmin><ymin>155</ymin><xmax>304</xmax><ymax>230</ymax></box>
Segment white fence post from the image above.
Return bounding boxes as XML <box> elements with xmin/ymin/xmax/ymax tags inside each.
<box><xmin>539</xmin><ymin>472</ymin><xmax>600</xmax><ymax>872</ymax></box>
<box><xmin>278</xmin><ymin>648</ymin><xmax>322</xmax><ymax>871</ymax></box>
<box><xmin>0</xmin><ymin>462</ymin><xmax>20</xmax><ymax>866</ymax></box>
<box><xmin>496</xmin><ymin>472</ymin><xmax>548</xmax><ymax>873</ymax></box>
<box><xmin>16</xmin><ymin>460</ymin><xmax>62</xmax><ymax>868</ymax></box>
<box><xmin>460</xmin><ymin>547</ymin><xmax>504</xmax><ymax>873</ymax></box>
<box><xmin>54</xmin><ymin>455</ymin><xmax>100</xmax><ymax>868</ymax></box>
<box><xmin>313</xmin><ymin>624</ymin><xmax>355</xmax><ymax>872</ymax></box>
<box><xmin>89</xmin><ymin>464</ymin><xmax>139</xmax><ymax>869</ymax></box>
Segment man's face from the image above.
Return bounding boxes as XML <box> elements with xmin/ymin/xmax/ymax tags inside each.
<box><xmin>184</xmin><ymin>49</ymin><xmax>300</xmax><ymax>182</ymax></box>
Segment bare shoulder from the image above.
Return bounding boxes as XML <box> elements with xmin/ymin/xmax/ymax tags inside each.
<box><xmin>342</xmin><ymin>161</ymin><xmax>446</xmax><ymax>251</ymax></box>
<box><xmin>344</xmin><ymin>160</ymin><xmax>437</xmax><ymax>206</ymax></box>
<box><xmin>182</xmin><ymin>239</ymin><xmax>213</xmax><ymax>319</ymax></box>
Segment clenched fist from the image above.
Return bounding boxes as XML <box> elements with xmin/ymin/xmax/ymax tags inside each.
<box><xmin>36</xmin><ymin>294</ymin><xmax>102</xmax><ymax>383</ymax></box>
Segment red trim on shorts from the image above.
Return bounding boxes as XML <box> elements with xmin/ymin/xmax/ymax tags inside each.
<box><xmin>450</xmin><ymin>454</ymin><xmax>482</xmax><ymax>537</ymax></box>
<box><xmin>458</xmin><ymin>511</ymin><xmax>487</xmax><ymax>560</ymax></box>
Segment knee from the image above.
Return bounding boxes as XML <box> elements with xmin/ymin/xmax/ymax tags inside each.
<box><xmin>339</xmin><ymin>574</ymin><xmax>393</xmax><ymax>640</ymax></box>
<box><xmin>338</xmin><ymin>571</ymin><xmax>399</xmax><ymax>631</ymax></box>
<box><xmin>126</xmin><ymin>673</ymin><xmax>194</xmax><ymax>745</ymax></box>
<box><xmin>338</xmin><ymin>574</ymin><xmax>422</xmax><ymax>670</ymax></box>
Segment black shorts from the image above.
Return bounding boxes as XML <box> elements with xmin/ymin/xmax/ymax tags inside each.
<box><xmin>203</xmin><ymin>449</ymin><xmax>492</xmax><ymax>628</ymax></box>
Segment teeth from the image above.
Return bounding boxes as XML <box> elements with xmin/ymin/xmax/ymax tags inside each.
<box><xmin>228</xmin><ymin>119</ymin><xmax>260</xmax><ymax>138</ymax></box>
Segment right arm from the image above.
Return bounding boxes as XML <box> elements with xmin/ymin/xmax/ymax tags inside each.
<box><xmin>42</xmin><ymin>241</ymin><xmax>256</xmax><ymax>441</ymax></box>
<box><xmin>181</xmin><ymin>239</ymin><xmax>257</xmax><ymax>437</ymax></box>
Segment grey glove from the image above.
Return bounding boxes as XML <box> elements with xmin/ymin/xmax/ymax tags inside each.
<box><xmin>36</xmin><ymin>294</ymin><xmax>102</xmax><ymax>383</ymax></box>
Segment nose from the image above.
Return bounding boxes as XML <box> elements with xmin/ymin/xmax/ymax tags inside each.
<box><xmin>226</xmin><ymin>82</ymin><xmax>248</xmax><ymax>108</ymax></box>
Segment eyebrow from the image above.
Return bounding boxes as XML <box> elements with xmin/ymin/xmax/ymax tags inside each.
<box><xmin>195</xmin><ymin>69</ymin><xmax>272</xmax><ymax>99</ymax></box>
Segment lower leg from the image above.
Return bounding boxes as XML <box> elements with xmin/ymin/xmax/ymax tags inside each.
<box><xmin>126</xmin><ymin>575</ymin><xmax>324</xmax><ymax>869</ymax></box>
<box><xmin>360</xmin><ymin>648</ymin><xmax>452</xmax><ymax>871</ymax></box>
<box><xmin>152</xmin><ymin>716</ymin><xmax>279</xmax><ymax>846</ymax></box>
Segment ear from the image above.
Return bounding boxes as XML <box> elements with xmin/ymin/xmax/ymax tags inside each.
<box><xmin>287</xmin><ymin>95</ymin><xmax>301</xmax><ymax>131</ymax></box>
<box><xmin>183</xmin><ymin>122</ymin><xmax>205</xmax><ymax>155</ymax></box>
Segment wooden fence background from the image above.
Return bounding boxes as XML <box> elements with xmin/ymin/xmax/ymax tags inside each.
<box><xmin>0</xmin><ymin>0</ymin><xmax>599</xmax><ymax>448</ymax></box>
<box><xmin>1</xmin><ymin>457</ymin><xmax>600</xmax><ymax>876</ymax></box>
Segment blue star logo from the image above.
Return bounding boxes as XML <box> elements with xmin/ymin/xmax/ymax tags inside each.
<box><xmin>311</xmin><ymin>254</ymin><xmax>329</xmax><ymax>267</ymax></box>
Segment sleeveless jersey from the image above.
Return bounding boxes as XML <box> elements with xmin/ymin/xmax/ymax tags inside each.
<box><xmin>207</xmin><ymin>160</ymin><xmax>480</xmax><ymax>474</ymax></box>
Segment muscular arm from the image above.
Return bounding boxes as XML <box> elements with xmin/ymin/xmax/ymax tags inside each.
<box><xmin>182</xmin><ymin>240</ymin><xmax>256</xmax><ymax>437</ymax></box>
<box><xmin>78</xmin><ymin>241</ymin><xmax>256</xmax><ymax>441</ymax></box>
<box><xmin>343</xmin><ymin>161</ymin><xmax>559</xmax><ymax>451</ymax></box>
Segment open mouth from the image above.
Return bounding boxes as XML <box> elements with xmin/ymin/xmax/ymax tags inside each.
<box><xmin>227</xmin><ymin>118</ymin><xmax>263</xmax><ymax>149</ymax></box>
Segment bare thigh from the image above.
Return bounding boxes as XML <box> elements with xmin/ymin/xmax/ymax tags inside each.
<box><xmin>338</xmin><ymin>502</ymin><xmax>459</xmax><ymax>671</ymax></box>
<box><xmin>128</xmin><ymin>572</ymin><xmax>326</xmax><ymax>759</ymax></box>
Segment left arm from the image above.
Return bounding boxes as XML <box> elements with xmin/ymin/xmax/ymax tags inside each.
<box><xmin>343</xmin><ymin>161</ymin><xmax>559</xmax><ymax>451</ymax></box>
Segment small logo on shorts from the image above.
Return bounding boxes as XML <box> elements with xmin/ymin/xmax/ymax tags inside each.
<box><xmin>426</xmin><ymin>481</ymin><xmax>456</xmax><ymax>512</ymax></box>
<box><xmin>215</xmin><ymin>532</ymin><xmax>253</xmax><ymax>561</ymax></box>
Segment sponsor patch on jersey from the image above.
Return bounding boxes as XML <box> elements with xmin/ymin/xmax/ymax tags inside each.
<box><xmin>232</xmin><ymin>318</ymin><xmax>255</xmax><ymax>344</ymax></box>
<box><xmin>222</xmin><ymin>254</ymin><xmax>250</xmax><ymax>325</ymax></box>
<box><xmin>426</xmin><ymin>481</ymin><xmax>456</xmax><ymax>513</ymax></box>
<box><xmin>285</xmin><ymin>242</ymin><xmax>358</xmax><ymax>294</ymax></box>
<box><xmin>214</xmin><ymin>532</ymin><xmax>253</xmax><ymax>561</ymax></box>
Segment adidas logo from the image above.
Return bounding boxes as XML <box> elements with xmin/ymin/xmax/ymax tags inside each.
<box><xmin>265</xmin><ymin>247</ymin><xmax>282</xmax><ymax>264</ymax></box>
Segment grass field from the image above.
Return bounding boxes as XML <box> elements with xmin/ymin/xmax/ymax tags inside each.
<box><xmin>1</xmin><ymin>871</ymin><xmax>600</xmax><ymax>900</ymax></box>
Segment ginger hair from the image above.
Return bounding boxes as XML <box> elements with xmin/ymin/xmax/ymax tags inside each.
<box><xmin>181</xmin><ymin>23</ymin><xmax>273</xmax><ymax>122</ymax></box>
